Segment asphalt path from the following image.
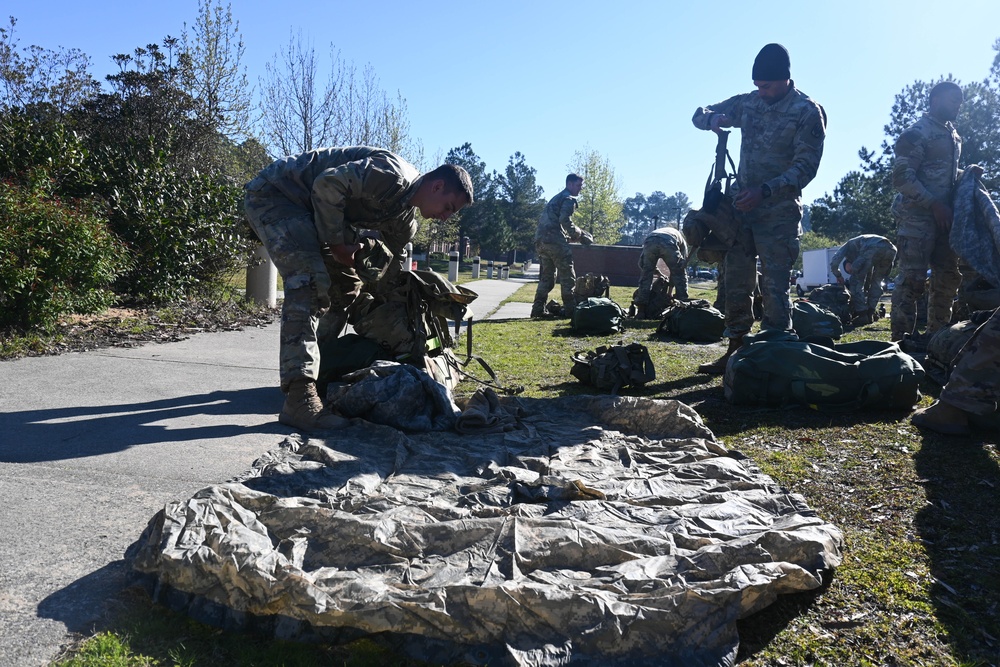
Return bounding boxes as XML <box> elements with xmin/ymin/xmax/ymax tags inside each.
<box><xmin>0</xmin><ymin>276</ymin><xmax>529</xmax><ymax>667</ymax></box>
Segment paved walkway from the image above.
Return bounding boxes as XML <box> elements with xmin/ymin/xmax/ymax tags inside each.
<box><xmin>0</xmin><ymin>277</ymin><xmax>529</xmax><ymax>667</ymax></box>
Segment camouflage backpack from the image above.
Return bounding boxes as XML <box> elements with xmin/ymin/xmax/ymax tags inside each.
<box><xmin>924</xmin><ymin>319</ymin><xmax>981</xmax><ymax>385</ymax></box>
<box><xmin>570</xmin><ymin>342</ymin><xmax>656</xmax><ymax>394</ymax></box>
<box><xmin>352</xmin><ymin>269</ymin><xmax>477</xmax><ymax>388</ymax></box>
<box><xmin>629</xmin><ymin>269</ymin><xmax>673</xmax><ymax>320</ymax></box>
<box><xmin>806</xmin><ymin>284</ymin><xmax>852</xmax><ymax>327</ymax></box>
<box><xmin>574</xmin><ymin>273</ymin><xmax>611</xmax><ymax>300</ymax></box>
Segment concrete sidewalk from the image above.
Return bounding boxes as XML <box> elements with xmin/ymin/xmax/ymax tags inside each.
<box><xmin>0</xmin><ymin>277</ymin><xmax>529</xmax><ymax>667</ymax></box>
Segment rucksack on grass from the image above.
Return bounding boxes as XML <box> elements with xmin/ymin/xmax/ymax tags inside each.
<box><xmin>723</xmin><ymin>331</ymin><xmax>924</xmax><ymax>411</ymax></box>
<box><xmin>571</xmin><ymin>297</ymin><xmax>626</xmax><ymax>335</ymax></box>
<box><xmin>571</xmin><ymin>342</ymin><xmax>656</xmax><ymax>394</ymax></box>
<box><xmin>574</xmin><ymin>273</ymin><xmax>611</xmax><ymax>300</ymax></box>
<box><xmin>792</xmin><ymin>300</ymin><xmax>844</xmax><ymax>340</ymax></box>
<box><xmin>656</xmin><ymin>298</ymin><xmax>725</xmax><ymax>342</ymax></box>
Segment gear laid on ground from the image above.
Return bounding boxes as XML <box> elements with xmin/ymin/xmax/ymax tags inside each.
<box><xmin>129</xmin><ymin>395</ymin><xmax>843</xmax><ymax>667</ymax></box>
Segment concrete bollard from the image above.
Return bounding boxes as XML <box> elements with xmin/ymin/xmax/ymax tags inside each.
<box><xmin>246</xmin><ymin>244</ymin><xmax>277</xmax><ymax>308</ymax></box>
<box><xmin>471</xmin><ymin>256</ymin><xmax>481</xmax><ymax>279</ymax></box>
<box><xmin>501</xmin><ymin>265</ymin><xmax>509</xmax><ymax>280</ymax></box>
<box><xmin>448</xmin><ymin>251</ymin><xmax>460</xmax><ymax>283</ymax></box>
<box><xmin>487</xmin><ymin>260</ymin><xmax>494</xmax><ymax>279</ymax></box>
<box><xmin>403</xmin><ymin>242</ymin><xmax>413</xmax><ymax>272</ymax></box>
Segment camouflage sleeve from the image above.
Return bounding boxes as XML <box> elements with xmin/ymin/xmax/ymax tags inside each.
<box><xmin>892</xmin><ymin>128</ymin><xmax>935</xmax><ymax>208</ymax></box>
<box><xmin>559</xmin><ymin>196</ymin><xmax>578</xmax><ymax>236</ymax></box>
<box><xmin>380</xmin><ymin>216</ymin><xmax>418</xmax><ymax>257</ymax></box>
<box><xmin>767</xmin><ymin>102</ymin><xmax>826</xmax><ymax>197</ymax></box>
<box><xmin>692</xmin><ymin>94</ymin><xmax>746</xmax><ymax>130</ymax></box>
<box><xmin>311</xmin><ymin>161</ymin><xmax>368</xmax><ymax>246</ymax></box>
<box><xmin>829</xmin><ymin>243</ymin><xmax>847</xmax><ymax>278</ymax></box>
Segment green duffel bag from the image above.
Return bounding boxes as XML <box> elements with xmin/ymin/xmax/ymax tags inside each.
<box><xmin>656</xmin><ymin>299</ymin><xmax>725</xmax><ymax>342</ymax></box>
<box><xmin>571</xmin><ymin>297</ymin><xmax>626</xmax><ymax>335</ymax></box>
<box><xmin>792</xmin><ymin>300</ymin><xmax>844</xmax><ymax>340</ymax></box>
<box><xmin>723</xmin><ymin>331</ymin><xmax>924</xmax><ymax>411</ymax></box>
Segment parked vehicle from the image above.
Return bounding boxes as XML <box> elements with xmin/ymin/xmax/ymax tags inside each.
<box><xmin>795</xmin><ymin>247</ymin><xmax>840</xmax><ymax>296</ymax></box>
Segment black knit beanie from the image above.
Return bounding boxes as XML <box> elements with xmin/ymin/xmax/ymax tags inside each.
<box><xmin>752</xmin><ymin>43</ymin><xmax>791</xmax><ymax>81</ymax></box>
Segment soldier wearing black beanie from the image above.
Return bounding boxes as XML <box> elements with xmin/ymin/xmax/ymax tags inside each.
<box><xmin>752</xmin><ymin>43</ymin><xmax>791</xmax><ymax>81</ymax></box>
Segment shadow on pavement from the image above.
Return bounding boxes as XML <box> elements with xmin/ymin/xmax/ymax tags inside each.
<box><xmin>0</xmin><ymin>387</ymin><xmax>287</xmax><ymax>463</ymax></box>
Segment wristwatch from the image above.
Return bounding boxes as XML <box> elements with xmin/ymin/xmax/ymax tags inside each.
<box><xmin>760</xmin><ymin>183</ymin><xmax>772</xmax><ymax>199</ymax></box>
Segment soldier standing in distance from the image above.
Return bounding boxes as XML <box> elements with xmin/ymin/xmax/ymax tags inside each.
<box><xmin>889</xmin><ymin>81</ymin><xmax>984</xmax><ymax>342</ymax></box>
<box><xmin>531</xmin><ymin>173</ymin><xmax>586</xmax><ymax>317</ymax></box>
<box><xmin>245</xmin><ymin>147</ymin><xmax>473</xmax><ymax>431</ymax></box>
<box><xmin>634</xmin><ymin>225</ymin><xmax>689</xmax><ymax>319</ymax></box>
<box><xmin>829</xmin><ymin>234</ymin><xmax>897</xmax><ymax>325</ymax></box>
<box><xmin>692</xmin><ymin>43</ymin><xmax>827</xmax><ymax>373</ymax></box>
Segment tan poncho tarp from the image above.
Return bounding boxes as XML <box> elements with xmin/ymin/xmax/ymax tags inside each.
<box><xmin>129</xmin><ymin>396</ymin><xmax>843</xmax><ymax>667</ymax></box>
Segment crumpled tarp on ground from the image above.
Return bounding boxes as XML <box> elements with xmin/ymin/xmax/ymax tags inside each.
<box><xmin>128</xmin><ymin>396</ymin><xmax>843</xmax><ymax>667</ymax></box>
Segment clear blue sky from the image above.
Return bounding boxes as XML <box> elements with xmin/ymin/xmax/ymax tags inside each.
<box><xmin>6</xmin><ymin>0</ymin><xmax>1000</xmax><ymax>206</ymax></box>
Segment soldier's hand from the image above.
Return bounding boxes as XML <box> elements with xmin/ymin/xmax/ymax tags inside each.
<box><xmin>329</xmin><ymin>243</ymin><xmax>362</xmax><ymax>267</ymax></box>
<box><xmin>710</xmin><ymin>113</ymin><xmax>732</xmax><ymax>134</ymax></box>
<box><xmin>930</xmin><ymin>200</ymin><xmax>954</xmax><ymax>232</ymax></box>
<box><xmin>734</xmin><ymin>187</ymin><xmax>763</xmax><ymax>212</ymax></box>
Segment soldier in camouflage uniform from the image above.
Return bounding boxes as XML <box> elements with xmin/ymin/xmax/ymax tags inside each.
<box><xmin>890</xmin><ymin>81</ymin><xmax>984</xmax><ymax>342</ymax></box>
<box><xmin>635</xmin><ymin>226</ymin><xmax>689</xmax><ymax>318</ymax></box>
<box><xmin>692</xmin><ymin>44</ymin><xmax>827</xmax><ymax>373</ymax></box>
<box><xmin>912</xmin><ymin>307</ymin><xmax>1000</xmax><ymax>436</ymax></box>
<box><xmin>829</xmin><ymin>234</ymin><xmax>897</xmax><ymax>325</ymax></box>
<box><xmin>245</xmin><ymin>147</ymin><xmax>473</xmax><ymax>431</ymax></box>
<box><xmin>531</xmin><ymin>174</ymin><xmax>585</xmax><ymax>317</ymax></box>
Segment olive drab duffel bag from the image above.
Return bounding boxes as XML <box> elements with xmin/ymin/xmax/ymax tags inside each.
<box><xmin>723</xmin><ymin>330</ymin><xmax>924</xmax><ymax>411</ymax></box>
<box><xmin>792</xmin><ymin>300</ymin><xmax>844</xmax><ymax>341</ymax></box>
<box><xmin>656</xmin><ymin>299</ymin><xmax>725</xmax><ymax>342</ymax></box>
<box><xmin>806</xmin><ymin>284</ymin><xmax>852</xmax><ymax>328</ymax></box>
<box><xmin>571</xmin><ymin>342</ymin><xmax>656</xmax><ymax>394</ymax></box>
<box><xmin>571</xmin><ymin>297</ymin><xmax>627</xmax><ymax>335</ymax></box>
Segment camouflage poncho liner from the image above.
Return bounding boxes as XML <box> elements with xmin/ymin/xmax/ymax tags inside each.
<box><xmin>129</xmin><ymin>395</ymin><xmax>843</xmax><ymax>667</ymax></box>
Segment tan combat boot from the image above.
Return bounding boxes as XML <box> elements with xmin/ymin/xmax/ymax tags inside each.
<box><xmin>697</xmin><ymin>335</ymin><xmax>744</xmax><ymax>375</ymax></box>
<box><xmin>279</xmin><ymin>378</ymin><xmax>349</xmax><ymax>432</ymax></box>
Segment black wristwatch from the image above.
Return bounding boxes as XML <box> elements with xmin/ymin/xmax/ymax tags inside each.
<box><xmin>760</xmin><ymin>183</ymin><xmax>772</xmax><ymax>199</ymax></box>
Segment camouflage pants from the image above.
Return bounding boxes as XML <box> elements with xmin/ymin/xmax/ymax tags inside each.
<box><xmin>723</xmin><ymin>203</ymin><xmax>800</xmax><ymax>338</ymax></box>
<box><xmin>890</xmin><ymin>222</ymin><xmax>961</xmax><ymax>340</ymax></box>
<box><xmin>244</xmin><ymin>181</ymin><xmax>362</xmax><ymax>390</ymax></box>
<box><xmin>940</xmin><ymin>308</ymin><xmax>1000</xmax><ymax>415</ymax></box>
<box><xmin>848</xmin><ymin>242</ymin><xmax>896</xmax><ymax>314</ymax></box>
<box><xmin>637</xmin><ymin>236</ymin><xmax>688</xmax><ymax>305</ymax></box>
<box><xmin>532</xmin><ymin>240</ymin><xmax>576</xmax><ymax>313</ymax></box>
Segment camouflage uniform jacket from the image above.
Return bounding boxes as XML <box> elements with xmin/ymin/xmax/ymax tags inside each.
<box><xmin>892</xmin><ymin>113</ymin><xmax>962</xmax><ymax>214</ymax></box>
<box><xmin>534</xmin><ymin>188</ymin><xmax>580</xmax><ymax>244</ymax></box>
<box><xmin>692</xmin><ymin>83</ymin><xmax>827</xmax><ymax>207</ymax></box>
<box><xmin>252</xmin><ymin>146</ymin><xmax>420</xmax><ymax>255</ymax></box>
<box><xmin>828</xmin><ymin>234</ymin><xmax>893</xmax><ymax>280</ymax></box>
<box><xmin>646</xmin><ymin>226</ymin><xmax>686</xmax><ymax>245</ymax></box>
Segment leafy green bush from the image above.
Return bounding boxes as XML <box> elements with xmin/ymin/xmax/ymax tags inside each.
<box><xmin>0</xmin><ymin>109</ymin><xmax>95</xmax><ymax>196</ymax></box>
<box><xmin>92</xmin><ymin>141</ymin><xmax>255</xmax><ymax>303</ymax></box>
<box><xmin>0</xmin><ymin>181</ymin><xmax>128</xmax><ymax>330</ymax></box>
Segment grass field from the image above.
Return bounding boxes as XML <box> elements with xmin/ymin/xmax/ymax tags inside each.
<box><xmin>53</xmin><ymin>281</ymin><xmax>1000</xmax><ymax>667</ymax></box>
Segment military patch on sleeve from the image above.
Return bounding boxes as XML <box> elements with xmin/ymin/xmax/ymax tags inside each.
<box><xmin>811</xmin><ymin>123</ymin><xmax>825</xmax><ymax>139</ymax></box>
